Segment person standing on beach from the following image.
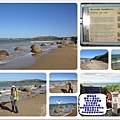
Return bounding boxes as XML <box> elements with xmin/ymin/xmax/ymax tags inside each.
<box><xmin>10</xmin><ymin>85</ymin><xmax>19</xmax><ymax>114</ymax></box>
<box><xmin>67</xmin><ymin>82</ymin><xmax>74</xmax><ymax>93</ymax></box>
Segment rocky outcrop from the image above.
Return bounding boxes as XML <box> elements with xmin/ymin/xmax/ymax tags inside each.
<box><xmin>31</xmin><ymin>44</ymin><xmax>42</xmax><ymax>54</ymax></box>
<box><xmin>54</xmin><ymin>107</ymin><xmax>62</xmax><ymax>113</ymax></box>
<box><xmin>14</xmin><ymin>47</ymin><xmax>22</xmax><ymax>51</ymax></box>
<box><xmin>92</xmin><ymin>52</ymin><xmax>108</xmax><ymax>63</ymax></box>
<box><xmin>0</xmin><ymin>50</ymin><xmax>9</xmax><ymax>59</ymax></box>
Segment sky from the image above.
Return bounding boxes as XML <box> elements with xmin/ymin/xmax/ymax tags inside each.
<box><xmin>80</xmin><ymin>49</ymin><xmax>108</xmax><ymax>58</ymax></box>
<box><xmin>0</xmin><ymin>73</ymin><xmax>46</xmax><ymax>81</ymax></box>
<box><xmin>81</xmin><ymin>73</ymin><xmax>120</xmax><ymax>83</ymax></box>
<box><xmin>50</xmin><ymin>96</ymin><xmax>77</xmax><ymax>104</ymax></box>
<box><xmin>112</xmin><ymin>50</ymin><xmax>120</xmax><ymax>55</ymax></box>
<box><xmin>49</xmin><ymin>73</ymin><xmax>77</xmax><ymax>81</ymax></box>
<box><xmin>0</xmin><ymin>3</ymin><xmax>77</xmax><ymax>38</ymax></box>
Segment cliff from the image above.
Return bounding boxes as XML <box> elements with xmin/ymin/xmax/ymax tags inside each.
<box><xmin>92</xmin><ymin>52</ymin><xmax>108</xmax><ymax>63</ymax></box>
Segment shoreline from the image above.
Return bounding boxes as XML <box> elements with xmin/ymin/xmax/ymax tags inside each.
<box><xmin>22</xmin><ymin>44</ymin><xmax>77</xmax><ymax>70</ymax></box>
<box><xmin>50</xmin><ymin>81</ymin><xmax>77</xmax><ymax>93</ymax></box>
<box><xmin>67</xmin><ymin>108</ymin><xmax>77</xmax><ymax>116</ymax></box>
<box><xmin>0</xmin><ymin>94</ymin><xmax>46</xmax><ymax>116</ymax></box>
<box><xmin>0</xmin><ymin>43</ymin><xmax>77</xmax><ymax>70</ymax></box>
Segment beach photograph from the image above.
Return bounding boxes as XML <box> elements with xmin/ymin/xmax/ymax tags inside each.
<box><xmin>0</xmin><ymin>73</ymin><xmax>46</xmax><ymax>116</ymax></box>
<box><xmin>111</xmin><ymin>50</ymin><xmax>120</xmax><ymax>70</ymax></box>
<box><xmin>49</xmin><ymin>73</ymin><xmax>77</xmax><ymax>93</ymax></box>
<box><xmin>80</xmin><ymin>49</ymin><xmax>108</xmax><ymax>70</ymax></box>
<box><xmin>0</xmin><ymin>3</ymin><xmax>77</xmax><ymax>70</ymax></box>
<box><xmin>80</xmin><ymin>73</ymin><xmax>120</xmax><ymax>116</ymax></box>
<box><xmin>49</xmin><ymin>96</ymin><xmax>77</xmax><ymax>116</ymax></box>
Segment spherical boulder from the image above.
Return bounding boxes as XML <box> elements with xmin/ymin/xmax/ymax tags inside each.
<box><xmin>40</xmin><ymin>43</ymin><xmax>46</xmax><ymax>46</ymax></box>
<box><xmin>31</xmin><ymin>44</ymin><xmax>42</xmax><ymax>54</ymax></box>
<box><xmin>18</xmin><ymin>85</ymin><xmax>25</xmax><ymax>91</ymax></box>
<box><xmin>54</xmin><ymin>107</ymin><xmax>62</xmax><ymax>113</ymax></box>
<box><xmin>0</xmin><ymin>50</ymin><xmax>9</xmax><ymax>59</ymax></box>
<box><xmin>14</xmin><ymin>47</ymin><xmax>22</xmax><ymax>51</ymax></box>
<box><xmin>24</xmin><ymin>87</ymin><xmax>32</xmax><ymax>92</ymax></box>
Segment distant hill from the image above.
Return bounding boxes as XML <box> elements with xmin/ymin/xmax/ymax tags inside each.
<box><xmin>5</xmin><ymin>79</ymin><xmax>46</xmax><ymax>83</ymax></box>
<box><xmin>92</xmin><ymin>52</ymin><xmax>108</xmax><ymax>63</ymax></box>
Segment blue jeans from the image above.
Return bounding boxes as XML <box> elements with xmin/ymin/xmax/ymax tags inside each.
<box><xmin>11</xmin><ymin>100</ymin><xmax>19</xmax><ymax>113</ymax></box>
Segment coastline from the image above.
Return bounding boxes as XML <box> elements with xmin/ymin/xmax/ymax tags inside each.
<box><xmin>50</xmin><ymin>81</ymin><xmax>77</xmax><ymax>93</ymax></box>
<box><xmin>0</xmin><ymin>94</ymin><xmax>46</xmax><ymax>116</ymax></box>
<box><xmin>22</xmin><ymin>44</ymin><xmax>77</xmax><ymax>70</ymax></box>
<box><xmin>81</xmin><ymin>60</ymin><xmax>108</xmax><ymax>70</ymax></box>
<box><xmin>67</xmin><ymin>108</ymin><xmax>77</xmax><ymax>116</ymax></box>
<box><xmin>0</xmin><ymin>43</ymin><xmax>77</xmax><ymax>70</ymax></box>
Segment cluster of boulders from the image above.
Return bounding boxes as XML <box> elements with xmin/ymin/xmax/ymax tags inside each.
<box><xmin>0</xmin><ymin>40</ymin><xmax>75</xmax><ymax>60</ymax></box>
<box><xmin>58</xmin><ymin>43</ymin><xmax>66</xmax><ymax>48</ymax></box>
<box><xmin>18</xmin><ymin>86</ymin><xmax>32</xmax><ymax>92</ymax></box>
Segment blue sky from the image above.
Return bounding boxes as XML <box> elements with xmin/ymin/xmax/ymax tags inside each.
<box><xmin>0</xmin><ymin>73</ymin><xmax>46</xmax><ymax>81</ymax></box>
<box><xmin>80</xmin><ymin>49</ymin><xmax>108</xmax><ymax>58</ymax></box>
<box><xmin>50</xmin><ymin>96</ymin><xmax>77</xmax><ymax>104</ymax></box>
<box><xmin>0</xmin><ymin>3</ymin><xmax>77</xmax><ymax>38</ymax></box>
<box><xmin>81</xmin><ymin>73</ymin><xmax>120</xmax><ymax>83</ymax></box>
<box><xmin>49</xmin><ymin>73</ymin><xmax>77</xmax><ymax>81</ymax></box>
<box><xmin>112</xmin><ymin>50</ymin><xmax>120</xmax><ymax>55</ymax></box>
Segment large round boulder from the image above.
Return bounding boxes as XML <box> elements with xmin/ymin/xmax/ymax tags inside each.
<box><xmin>14</xmin><ymin>47</ymin><xmax>22</xmax><ymax>51</ymax></box>
<box><xmin>31</xmin><ymin>44</ymin><xmax>42</xmax><ymax>54</ymax></box>
<box><xmin>40</xmin><ymin>43</ymin><xmax>46</xmax><ymax>46</ymax></box>
<box><xmin>54</xmin><ymin>107</ymin><xmax>62</xmax><ymax>113</ymax></box>
<box><xmin>0</xmin><ymin>50</ymin><xmax>9</xmax><ymax>59</ymax></box>
<box><xmin>18</xmin><ymin>85</ymin><xmax>25</xmax><ymax>91</ymax></box>
<box><xmin>24</xmin><ymin>87</ymin><xmax>32</xmax><ymax>92</ymax></box>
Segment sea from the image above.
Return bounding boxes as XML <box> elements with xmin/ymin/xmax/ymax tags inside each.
<box><xmin>49</xmin><ymin>104</ymin><xmax>76</xmax><ymax>116</ymax></box>
<box><xmin>82</xmin><ymin>82</ymin><xmax>120</xmax><ymax>87</ymax></box>
<box><xmin>0</xmin><ymin>39</ymin><xmax>69</xmax><ymax>69</ymax></box>
<box><xmin>0</xmin><ymin>80</ymin><xmax>46</xmax><ymax>103</ymax></box>
<box><xmin>112</xmin><ymin>54</ymin><xmax>120</xmax><ymax>63</ymax></box>
<box><xmin>49</xmin><ymin>81</ymin><xmax>67</xmax><ymax>89</ymax></box>
<box><xmin>80</xmin><ymin>58</ymin><xmax>90</xmax><ymax>64</ymax></box>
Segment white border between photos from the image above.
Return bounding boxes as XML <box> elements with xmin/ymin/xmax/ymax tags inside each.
<box><xmin>0</xmin><ymin>0</ymin><xmax>120</xmax><ymax>119</ymax></box>
<box><xmin>0</xmin><ymin>1</ymin><xmax>79</xmax><ymax>120</ymax></box>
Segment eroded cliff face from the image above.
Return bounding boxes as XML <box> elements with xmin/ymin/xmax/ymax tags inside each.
<box><xmin>92</xmin><ymin>52</ymin><xmax>108</xmax><ymax>63</ymax></box>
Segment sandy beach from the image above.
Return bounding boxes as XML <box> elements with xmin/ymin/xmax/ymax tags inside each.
<box><xmin>0</xmin><ymin>94</ymin><xmax>46</xmax><ymax>116</ymax></box>
<box><xmin>50</xmin><ymin>81</ymin><xmax>77</xmax><ymax>93</ymax></box>
<box><xmin>81</xmin><ymin>60</ymin><xmax>108</xmax><ymax>70</ymax></box>
<box><xmin>67</xmin><ymin>108</ymin><xmax>77</xmax><ymax>116</ymax></box>
<box><xmin>22</xmin><ymin>44</ymin><xmax>77</xmax><ymax>70</ymax></box>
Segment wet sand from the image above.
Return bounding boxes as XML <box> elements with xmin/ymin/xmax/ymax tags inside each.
<box><xmin>67</xmin><ymin>108</ymin><xmax>77</xmax><ymax>116</ymax></box>
<box><xmin>50</xmin><ymin>81</ymin><xmax>77</xmax><ymax>93</ymax></box>
<box><xmin>0</xmin><ymin>94</ymin><xmax>46</xmax><ymax>116</ymax></box>
<box><xmin>81</xmin><ymin>60</ymin><xmax>108</xmax><ymax>70</ymax></box>
<box><xmin>22</xmin><ymin>44</ymin><xmax>77</xmax><ymax>70</ymax></box>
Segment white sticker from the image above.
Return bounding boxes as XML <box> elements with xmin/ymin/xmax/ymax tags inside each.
<box><xmin>79</xmin><ymin>94</ymin><xmax>106</xmax><ymax>115</ymax></box>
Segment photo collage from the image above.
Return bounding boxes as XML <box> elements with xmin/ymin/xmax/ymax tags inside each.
<box><xmin>0</xmin><ymin>1</ymin><xmax>120</xmax><ymax>119</ymax></box>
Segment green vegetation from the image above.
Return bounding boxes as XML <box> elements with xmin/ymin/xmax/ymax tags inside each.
<box><xmin>102</xmin><ymin>84</ymin><xmax>120</xmax><ymax>92</ymax></box>
<box><xmin>112</xmin><ymin>57</ymin><xmax>118</xmax><ymax>61</ymax></box>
